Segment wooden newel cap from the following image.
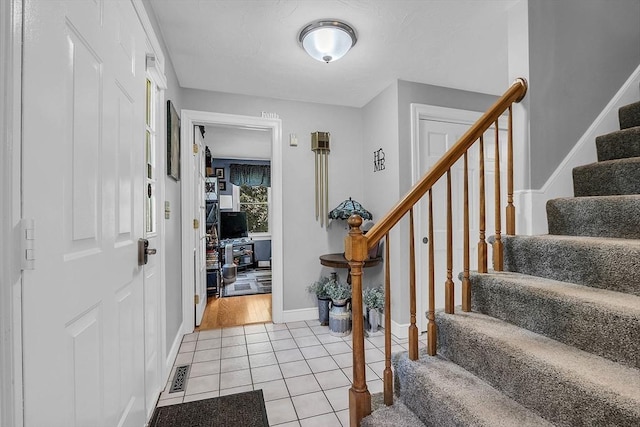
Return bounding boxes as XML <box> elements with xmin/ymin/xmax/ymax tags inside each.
<box><xmin>347</xmin><ymin>214</ymin><xmax>363</xmax><ymax>230</ymax></box>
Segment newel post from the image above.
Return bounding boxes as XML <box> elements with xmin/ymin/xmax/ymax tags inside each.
<box><xmin>345</xmin><ymin>215</ymin><xmax>371</xmax><ymax>427</ymax></box>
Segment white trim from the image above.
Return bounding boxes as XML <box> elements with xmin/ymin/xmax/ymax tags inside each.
<box><xmin>1</xmin><ymin>1</ymin><xmax>23</xmax><ymax>426</ymax></box>
<box><xmin>281</xmin><ymin>307</ymin><xmax>318</xmax><ymax>323</ymax></box>
<box><xmin>181</xmin><ymin>111</ymin><xmax>284</xmax><ymax>336</ymax></box>
<box><xmin>527</xmin><ymin>64</ymin><xmax>640</xmax><ymax>234</ymax></box>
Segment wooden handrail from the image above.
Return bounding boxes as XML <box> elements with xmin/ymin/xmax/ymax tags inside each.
<box><xmin>363</xmin><ymin>78</ymin><xmax>528</xmax><ymax>250</ymax></box>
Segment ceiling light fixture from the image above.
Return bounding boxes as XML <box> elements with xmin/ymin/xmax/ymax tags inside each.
<box><xmin>298</xmin><ymin>20</ymin><xmax>357</xmax><ymax>63</ymax></box>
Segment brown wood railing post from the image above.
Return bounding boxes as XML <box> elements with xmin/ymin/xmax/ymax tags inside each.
<box><xmin>345</xmin><ymin>215</ymin><xmax>371</xmax><ymax>427</ymax></box>
<box><xmin>462</xmin><ymin>152</ymin><xmax>471</xmax><ymax>312</ymax></box>
<box><xmin>506</xmin><ymin>105</ymin><xmax>515</xmax><ymax>235</ymax></box>
<box><xmin>493</xmin><ymin>121</ymin><xmax>504</xmax><ymax>271</ymax></box>
<box><xmin>383</xmin><ymin>233</ymin><xmax>393</xmax><ymax>406</ymax></box>
<box><xmin>478</xmin><ymin>136</ymin><xmax>488</xmax><ymax>273</ymax></box>
<box><xmin>408</xmin><ymin>208</ymin><xmax>418</xmax><ymax>360</ymax></box>
<box><xmin>444</xmin><ymin>170</ymin><xmax>454</xmax><ymax>314</ymax></box>
<box><xmin>427</xmin><ymin>189</ymin><xmax>437</xmax><ymax>356</ymax></box>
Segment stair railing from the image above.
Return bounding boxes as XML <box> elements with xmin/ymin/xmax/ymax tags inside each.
<box><xmin>345</xmin><ymin>78</ymin><xmax>528</xmax><ymax>427</ymax></box>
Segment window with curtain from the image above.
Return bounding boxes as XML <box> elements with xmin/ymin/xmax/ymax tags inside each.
<box><xmin>229</xmin><ymin>164</ymin><xmax>270</xmax><ymax>187</ymax></box>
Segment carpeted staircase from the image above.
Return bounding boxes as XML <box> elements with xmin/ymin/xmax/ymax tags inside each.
<box><xmin>362</xmin><ymin>100</ymin><xmax>640</xmax><ymax>426</ymax></box>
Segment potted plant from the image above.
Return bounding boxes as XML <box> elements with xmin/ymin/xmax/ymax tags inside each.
<box><xmin>363</xmin><ymin>286</ymin><xmax>384</xmax><ymax>333</ymax></box>
<box><xmin>324</xmin><ymin>278</ymin><xmax>352</xmax><ymax>336</ymax></box>
<box><xmin>307</xmin><ymin>276</ymin><xmax>331</xmax><ymax>326</ymax></box>
<box><xmin>324</xmin><ymin>278</ymin><xmax>352</xmax><ymax>305</ymax></box>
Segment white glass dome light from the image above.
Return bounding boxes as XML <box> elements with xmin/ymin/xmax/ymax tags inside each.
<box><xmin>298</xmin><ymin>20</ymin><xmax>357</xmax><ymax>63</ymax></box>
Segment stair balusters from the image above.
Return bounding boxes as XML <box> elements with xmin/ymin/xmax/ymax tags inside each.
<box><xmin>478</xmin><ymin>135</ymin><xmax>488</xmax><ymax>273</ymax></box>
<box><xmin>346</xmin><ymin>78</ymin><xmax>527</xmax><ymax>426</ymax></box>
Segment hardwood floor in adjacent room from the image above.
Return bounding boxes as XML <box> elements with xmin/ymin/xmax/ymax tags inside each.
<box><xmin>196</xmin><ymin>294</ymin><xmax>272</xmax><ymax>330</ymax></box>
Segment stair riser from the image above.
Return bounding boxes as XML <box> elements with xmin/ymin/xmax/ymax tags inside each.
<box><xmin>500</xmin><ymin>236</ymin><xmax>640</xmax><ymax>296</ymax></box>
<box><xmin>392</xmin><ymin>353</ymin><xmax>551</xmax><ymax>427</ymax></box>
<box><xmin>573</xmin><ymin>158</ymin><xmax>640</xmax><ymax>196</ymax></box>
<box><xmin>394</xmin><ymin>356</ymin><xmax>471</xmax><ymax>427</ymax></box>
<box><xmin>596</xmin><ymin>127</ymin><xmax>640</xmax><ymax>161</ymax></box>
<box><xmin>469</xmin><ymin>274</ymin><xmax>640</xmax><ymax>369</ymax></box>
<box><xmin>619</xmin><ymin>102</ymin><xmax>640</xmax><ymax>129</ymax></box>
<box><xmin>437</xmin><ymin>313</ymin><xmax>640</xmax><ymax>426</ymax></box>
<box><xmin>546</xmin><ymin>196</ymin><xmax>640</xmax><ymax>238</ymax></box>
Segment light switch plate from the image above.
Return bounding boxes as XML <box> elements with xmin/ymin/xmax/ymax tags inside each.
<box><xmin>289</xmin><ymin>133</ymin><xmax>298</xmax><ymax>146</ymax></box>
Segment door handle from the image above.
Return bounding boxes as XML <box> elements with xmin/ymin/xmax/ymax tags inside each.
<box><xmin>138</xmin><ymin>238</ymin><xmax>157</xmax><ymax>265</ymax></box>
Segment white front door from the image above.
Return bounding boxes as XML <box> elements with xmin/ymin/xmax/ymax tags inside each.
<box><xmin>194</xmin><ymin>127</ymin><xmax>208</xmax><ymax>325</ymax></box>
<box><xmin>22</xmin><ymin>1</ymin><xmax>147</xmax><ymax>425</ymax></box>
<box><xmin>416</xmin><ymin>117</ymin><xmax>506</xmax><ymax>330</ymax></box>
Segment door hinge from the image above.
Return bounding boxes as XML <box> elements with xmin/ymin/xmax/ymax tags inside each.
<box><xmin>21</xmin><ymin>218</ymin><xmax>36</xmax><ymax>270</ymax></box>
<box><xmin>194</xmin><ymin>295</ymin><xmax>200</xmax><ymax>305</ymax></box>
<box><xmin>193</xmin><ymin>143</ymin><xmax>199</xmax><ymax>154</ymax></box>
<box><xmin>193</xmin><ymin>219</ymin><xmax>200</xmax><ymax>229</ymax></box>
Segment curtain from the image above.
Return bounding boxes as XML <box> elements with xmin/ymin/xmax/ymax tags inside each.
<box><xmin>229</xmin><ymin>164</ymin><xmax>271</xmax><ymax>187</ymax></box>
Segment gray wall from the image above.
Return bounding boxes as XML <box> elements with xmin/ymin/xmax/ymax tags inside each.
<box><xmin>182</xmin><ymin>88</ymin><xmax>364</xmax><ymax>311</ymax></box>
<box><xmin>528</xmin><ymin>0</ymin><xmax>640</xmax><ymax>188</ymax></box>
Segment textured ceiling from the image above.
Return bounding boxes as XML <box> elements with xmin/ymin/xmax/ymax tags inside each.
<box><xmin>149</xmin><ymin>0</ymin><xmax>518</xmax><ymax>107</ymax></box>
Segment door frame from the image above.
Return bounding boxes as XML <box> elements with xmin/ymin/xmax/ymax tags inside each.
<box><xmin>1</xmin><ymin>0</ymin><xmax>24</xmax><ymax>425</ymax></box>
<box><xmin>180</xmin><ymin>110</ymin><xmax>283</xmax><ymax>332</ymax></box>
<box><xmin>410</xmin><ymin>103</ymin><xmax>507</xmax><ymax>331</ymax></box>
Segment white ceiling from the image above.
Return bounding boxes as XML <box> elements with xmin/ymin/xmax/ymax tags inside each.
<box><xmin>149</xmin><ymin>0</ymin><xmax>518</xmax><ymax>108</ymax></box>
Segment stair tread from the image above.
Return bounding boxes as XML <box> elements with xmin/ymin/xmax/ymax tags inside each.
<box><xmin>362</xmin><ymin>401</ymin><xmax>427</xmax><ymax>427</ymax></box>
<box><xmin>437</xmin><ymin>311</ymin><xmax>640</xmax><ymax>405</ymax></box>
<box><xmin>499</xmin><ymin>234</ymin><xmax>640</xmax><ymax>295</ymax></box>
<box><xmin>620</xmin><ymin>101</ymin><xmax>640</xmax><ymax>129</ymax></box>
<box><xmin>546</xmin><ymin>195</ymin><xmax>640</xmax><ymax>238</ymax></box>
<box><xmin>573</xmin><ymin>157</ymin><xmax>640</xmax><ymax>170</ymax></box>
<box><xmin>501</xmin><ymin>233</ymin><xmax>640</xmax><ymax>247</ymax></box>
<box><xmin>596</xmin><ymin>126</ymin><xmax>640</xmax><ymax>161</ymax></box>
<box><xmin>471</xmin><ymin>270</ymin><xmax>640</xmax><ymax>313</ymax></box>
<box><xmin>395</xmin><ymin>353</ymin><xmax>553</xmax><ymax>427</ymax></box>
<box><xmin>573</xmin><ymin>156</ymin><xmax>640</xmax><ymax>196</ymax></box>
<box><xmin>469</xmin><ymin>271</ymin><xmax>640</xmax><ymax>369</ymax></box>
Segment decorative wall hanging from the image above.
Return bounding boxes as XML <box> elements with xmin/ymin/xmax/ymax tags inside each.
<box><xmin>311</xmin><ymin>132</ymin><xmax>330</xmax><ymax>227</ymax></box>
<box><xmin>373</xmin><ymin>148</ymin><xmax>385</xmax><ymax>172</ymax></box>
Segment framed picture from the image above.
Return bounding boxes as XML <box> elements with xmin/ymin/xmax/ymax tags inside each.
<box><xmin>214</xmin><ymin>167</ymin><xmax>225</xmax><ymax>179</ymax></box>
<box><xmin>218</xmin><ymin>181</ymin><xmax>226</xmax><ymax>191</ymax></box>
<box><xmin>167</xmin><ymin>100</ymin><xmax>180</xmax><ymax>181</ymax></box>
<box><xmin>205</xmin><ymin>177</ymin><xmax>217</xmax><ymax>194</ymax></box>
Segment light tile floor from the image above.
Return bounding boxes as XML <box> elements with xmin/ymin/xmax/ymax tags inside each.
<box><xmin>156</xmin><ymin>320</ymin><xmax>415</xmax><ymax>426</ymax></box>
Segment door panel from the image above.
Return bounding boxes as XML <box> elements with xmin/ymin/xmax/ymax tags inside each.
<box><xmin>417</xmin><ymin>119</ymin><xmax>507</xmax><ymax>324</ymax></box>
<box><xmin>22</xmin><ymin>1</ymin><xmax>146</xmax><ymax>425</ymax></box>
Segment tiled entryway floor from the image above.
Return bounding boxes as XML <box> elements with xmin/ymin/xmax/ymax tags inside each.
<box><xmin>156</xmin><ymin>320</ymin><xmax>415</xmax><ymax>426</ymax></box>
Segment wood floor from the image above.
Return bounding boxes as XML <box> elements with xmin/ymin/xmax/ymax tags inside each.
<box><xmin>196</xmin><ymin>293</ymin><xmax>272</xmax><ymax>330</ymax></box>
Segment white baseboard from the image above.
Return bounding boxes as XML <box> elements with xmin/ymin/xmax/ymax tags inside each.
<box><xmin>164</xmin><ymin>323</ymin><xmax>184</xmax><ymax>379</ymax></box>
<box><xmin>281</xmin><ymin>307</ymin><xmax>318</xmax><ymax>323</ymax></box>
<box><xmin>390</xmin><ymin>319</ymin><xmax>410</xmax><ymax>339</ymax></box>
<box><xmin>521</xmin><ymin>65</ymin><xmax>640</xmax><ymax>235</ymax></box>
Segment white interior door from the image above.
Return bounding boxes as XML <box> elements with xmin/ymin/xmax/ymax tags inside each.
<box><xmin>417</xmin><ymin>118</ymin><xmax>507</xmax><ymax>329</ymax></box>
<box><xmin>22</xmin><ymin>1</ymin><xmax>147</xmax><ymax>425</ymax></box>
<box><xmin>194</xmin><ymin>126</ymin><xmax>208</xmax><ymax>325</ymax></box>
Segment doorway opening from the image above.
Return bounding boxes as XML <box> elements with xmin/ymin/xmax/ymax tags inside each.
<box><xmin>180</xmin><ymin>111</ymin><xmax>283</xmax><ymax>335</ymax></box>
